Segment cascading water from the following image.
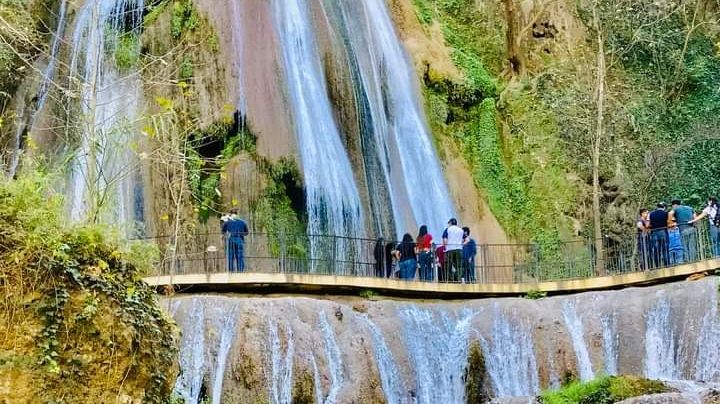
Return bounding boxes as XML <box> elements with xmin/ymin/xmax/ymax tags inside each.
<box><xmin>601</xmin><ymin>313</ymin><xmax>618</xmax><ymax>376</ymax></box>
<box><xmin>210</xmin><ymin>304</ymin><xmax>239</xmax><ymax>404</ymax></box>
<box><xmin>695</xmin><ymin>283</ymin><xmax>720</xmax><ymax>382</ymax></box>
<box><xmin>562</xmin><ymin>301</ymin><xmax>594</xmax><ymax>381</ymax></box>
<box><xmin>271</xmin><ymin>0</ymin><xmax>364</xmax><ymax>258</ymax></box>
<box><xmin>165</xmin><ymin>278</ymin><xmax>720</xmax><ymax>402</ymax></box>
<box><xmin>645</xmin><ymin>296</ymin><xmax>681</xmax><ymax>380</ymax></box>
<box><xmin>318</xmin><ymin>311</ymin><xmax>344</xmax><ymax>403</ymax></box>
<box><xmin>329</xmin><ymin>0</ymin><xmax>455</xmax><ymax>237</ymax></box>
<box><xmin>400</xmin><ymin>306</ymin><xmax>475</xmax><ymax>404</ymax></box>
<box><xmin>363</xmin><ymin>316</ymin><xmax>408</xmax><ymax>404</ymax></box>
<box><xmin>268</xmin><ymin>319</ymin><xmax>294</xmax><ymax>404</ymax></box>
<box><xmin>67</xmin><ymin>0</ymin><xmax>144</xmax><ymax>228</ymax></box>
<box><xmin>7</xmin><ymin>0</ymin><xmax>68</xmax><ymax>178</ymax></box>
<box><xmin>481</xmin><ymin>306</ymin><xmax>539</xmax><ymax>397</ymax></box>
<box><xmin>173</xmin><ymin>299</ymin><xmax>206</xmax><ymax>402</ymax></box>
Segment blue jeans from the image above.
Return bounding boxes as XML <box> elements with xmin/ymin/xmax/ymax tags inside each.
<box><xmin>711</xmin><ymin>225</ymin><xmax>720</xmax><ymax>257</ymax></box>
<box><xmin>650</xmin><ymin>230</ymin><xmax>669</xmax><ymax>268</ymax></box>
<box><xmin>227</xmin><ymin>237</ymin><xmax>245</xmax><ymax>272</ymax></box>
<box><xmin>637</xmin><ymin>234</ymin><xmax>650</xmax><ymax>270</ymax></box>
<box><xmin>679</xmin><ymin>226</ymin><xmax>697</xmax><ymax>263</ymax></box>
<box><xmin>418</xmin><ymin>252</ymin><xmax>433</xmax><ymax>281</ymax></box>
<box><xmin>669</xmin><ymin>249</ymin><xmax>684</xmax><ymax>266</ymax></box>
<box><xmin>398</xmin><ymin>258</ymin><xmax>417</xmax><ymax>280</ymax></box>
<box><xmin>464</xmin><ymin>257</ymin><xmax>476</xmax><ymax>283</ymax></box>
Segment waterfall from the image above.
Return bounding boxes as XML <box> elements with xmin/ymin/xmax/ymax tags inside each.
<box><xmin>481</xmin><ymin>306</ymin><xmax>539</xmax><ymax>397</ymax></box>
<box><xmin>363</xmin><ymin>316</ymin><xmax>408</xmax><ymax>404</ymax></box>
<box><xmin>271</xmin><ymin>0</ymin><xmax>364</xmax><ymax>252</ymax></box>
<box><xmin>210</xmin><ymin>305</ymin><xmax>239</xmax><ymax>404</ymax></box>
<box><xmin>268</xmin><ymin>319</ymin><xmax>294</xmax><ymax>404</ymax></box>
<box><xmin>695</xmin><ymin>282</ymin><xmax>720</xmax><ymax>382</ymax></box>
<box><xmin>173</xmin><ymin>299</ymin><xmax>206</xmax><ymax>402</ymax></box>
<box><xmin>331</xmin><ymin>0</ymin><xmax>455</xmax><ymax>237</ymax></box>
<box><xmin>318</xmin><ymin>311</ymin><xmax>344</xmax><ymax>403</ymax></box>
<box><xmin>601</xmin><ymin>313</ymin><xmax>619</xmax><ymax>376</ymax></box>
<box><xmin>400</xmin><ymin>306</ymin><xmax>474</xmax><ymax>404</ymax></box>
<box><xmin>67</xmin><ymin>0</ymin><xmax>144</xmax><ymax>228</ymax></box>
<box><xmin>7</xmin><ymin>0</ymin><xmax>68</xmax><ymax>178</ymax></box>
<box><xmin>562</xmin><ymin>301</ymin><xmax>594</xmax><ymax>381</ymax></box>
<box><xmin>645</xmin><ymin>297</ymin><xmax>680</xmax><ymax>380</ymax></box>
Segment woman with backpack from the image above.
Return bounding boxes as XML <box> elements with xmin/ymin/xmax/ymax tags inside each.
<box><xmin>690</xmin><ymin>197</ymin><xmax>720</xmax><ymax>257</ymax></box>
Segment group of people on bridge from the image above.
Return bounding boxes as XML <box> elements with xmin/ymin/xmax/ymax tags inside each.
<box><xmin>636</xmin><ymin>197</ymin><xmax>720</xmax><ymax>269</ymax></box>
<box><xmin>373</xmin><ymin>218</ymin><xmax>478</xmax><ymax>283</ymax></box>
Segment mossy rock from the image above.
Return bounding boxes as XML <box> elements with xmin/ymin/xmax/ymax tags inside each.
<box><xmin>539</xmin><ymin>375</ymin><xmax>669</xmax><ymax>404</ymax></box>
<box><xmin>465</xmin><ymin>341</ymin><xmax>491</xmax><ymax>403</ymax></box>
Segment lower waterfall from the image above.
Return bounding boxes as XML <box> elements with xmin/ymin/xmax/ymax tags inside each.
<box><xmin>167</xmin><ymin>277</ymin><xmax>720</xmax><ymax>403</ymax></box>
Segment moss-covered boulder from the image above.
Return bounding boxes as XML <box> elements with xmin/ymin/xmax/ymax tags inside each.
<box><xmin>0</xmin><ymin>175</ymin><xmax>178</xmax><ymax>402</ymax></box>
<box><xmin>539</xmin><ymin>375</ymin><xmax>669</xmax><ymax>404</ymax></box>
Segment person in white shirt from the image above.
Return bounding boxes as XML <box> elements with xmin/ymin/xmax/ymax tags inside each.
<box><xmin>690</xmin><ymin>197</ymin><xmax>720</xmax><ymax>257</ymax></box>
<box><xmin>442</xmin><ymin>218</ymin><xmax>464</xmax><ymax>282</ymax></box>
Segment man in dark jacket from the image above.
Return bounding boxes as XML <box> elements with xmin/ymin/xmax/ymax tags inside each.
<box><xmin>462</xmin><ymin>227</ymin><xmax>477</xmax><ymax>283</ymax></box>
<box><xmin>222</xmin><ymin>208</ymin><xmax>249</xmax><ymax>272</ymax></box>
<box><xmin>648</xmin><ymin>203</ymin><xmax>669</xmax><ymax>268</ymax></box>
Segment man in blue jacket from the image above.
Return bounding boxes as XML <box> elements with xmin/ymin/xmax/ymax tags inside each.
<box><xmin>222</xmin><ymin>208</ymin><xmax>249</xmax><ymax>272</ymax></box>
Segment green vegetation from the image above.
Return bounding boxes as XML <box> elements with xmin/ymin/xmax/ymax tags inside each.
<box><xmin>412</xmin><ymin>0</ymin><xmax>720</xmax><ymax>261</ymax></box>
<box><xmin>0</xmin><ymin>174</ymin><xmax>177</xmax><ymax>402</ymax></box>
<box><xmin>465</xmin><ymin>341</ymin><xmax>490</xmax><ymax>403</ymax></box>
<box><xmin>524</xmin><ymin>289</ymin><xmax>547</xmax><ymax>299</ymax></box>
<box><xmin>113</xmin><ymin>32</ymin><xmax>141</xmax><ymax>72</ymax></box>
<box><xmin>539</xmin><ymin>375</ymin><xmax>669</xmax><ymax>404</ymax></box>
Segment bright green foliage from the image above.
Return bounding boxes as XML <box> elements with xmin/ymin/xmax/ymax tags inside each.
<box><xmin>523</xmin><ymin>289</ymin><xmax>547</xmax><ymax>299</ymax></box>
<box><xmin>179</xmin><ymin>56</ymin><xmax>193</xmax><ymax>81</ymax></box>
<box><xmin>171</xmin><ymin>0</ymin><xmax>199</xmax><ymax>39</ymax></box>
<box><xmin>539</xmin><ymin>375</ymin><xmax>668</xmax><ymax>404</ymax></box>
<box><xmin>252</xmin><ymin>158</ymin><xmax>308</xmax><ymax>258</ymax></box>
<box><xmin>114</xmin><ymin>32</ymin><xmax>141</xmax><ymax>71</ymax></box>
<box><xmin>0</xmin><ymin>0</ymin><xmax>43</xmax><ymax>101</ymax></box>
<box><xmin>0</xmin><ymin>173</ymin><xmax>177</xmax><ymax>402</ymax></box>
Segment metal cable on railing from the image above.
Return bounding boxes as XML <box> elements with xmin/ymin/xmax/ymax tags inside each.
<box><xmin>133</xmin><ymin>222</ymin><xmax>720</xmax><ymax>284</ymax></box>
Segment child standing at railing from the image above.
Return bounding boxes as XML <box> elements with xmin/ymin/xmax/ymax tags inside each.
<box><xmin>668</xmin><ymin>221</ymin><xmax>684</xmax><ymax>266</ymax></box>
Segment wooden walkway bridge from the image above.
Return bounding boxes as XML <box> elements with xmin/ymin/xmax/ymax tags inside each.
<box><xmin>143</xmin><ymin>226</ymin><xmax>720</xmax><ymax>298</ymax></box>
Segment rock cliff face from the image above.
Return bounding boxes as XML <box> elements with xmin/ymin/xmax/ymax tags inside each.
<box><xmin>166</xmin><ymin>277</ymin><xmax>720</xmax><ymax>403</ymax></box>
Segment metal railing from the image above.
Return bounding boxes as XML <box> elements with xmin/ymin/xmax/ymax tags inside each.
<box><xmin>141</xmin><ymin>221</ymin><xmax>720</xmax><ymax>284</ymax></box>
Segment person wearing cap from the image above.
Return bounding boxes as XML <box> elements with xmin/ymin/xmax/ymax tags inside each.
<box><xmin>669</xmin><ymin>199</ymin><xmax>697</xmax><ymax>262</ymax></box>
<box><xmin>222</xmin><ymin>208</ymin><xmax>249</xmax><ymax>272</ymax></box>
<box><xmin>648</xmin><ymin>202</ymin><xmax>669</xmax><ymax>268</ymax></box>
<box><xmin>442</xmin><ymin>218</ymin><xmax>464</xmax><ymax>282</ymax></box>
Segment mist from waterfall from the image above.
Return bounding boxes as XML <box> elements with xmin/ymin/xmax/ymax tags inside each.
<box><xmin>67</xmin><ymin>0</ymin><xmax>144</xmax><ymax>229</ymax></box>
<box><xmin>645</xmin><ymin>297</ymin><xmax>681</xmax><ymax>380</ymax></box>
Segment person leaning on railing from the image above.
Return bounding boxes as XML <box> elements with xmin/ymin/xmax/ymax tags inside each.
<box><xmin>221</xmin><ymin>208</ymin><xmax>249</xmax><ymax>272</ymax></box>
<box><xmin>636</xmin><ymin>208</ymin><xmax>650</xmax><ymax>270</ymax></box>
<box><xmin>689</xmin><ymin>197</ymin><xmax>720</xmax><ymax>258</ymax></box>
<box><xmin>416</xmin><ymin>225</ymin><xmax>433</xmax><ymax>281</ymax></box>
<box><xmin>393</xmin><ymin>233</ymin><xmax>417</xmax><ymax>280</ymax></box>
<box><xmin>669</xmin><ymin>199</ymin><xmax>697</xmax><ymax>263</ymax></box>
<box><xmin>442</xmin><ymin>218</ymin><xmax>464</xmax><ymax>282</ymax></box>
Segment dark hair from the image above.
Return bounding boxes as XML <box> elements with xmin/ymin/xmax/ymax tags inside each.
<box><xmin>709</xmin><ymin>197</ymin><xmax>718</xmax><ymax>207</ymax></box>
<box><xmin>462</xmin><ymin>226</ymin><xmax>470</xmax><ymax>235</ymax></box>
<box><xmin>229</xmin><ymin>208</ymin><xmax>239</xmax><ymax>214</ymax></box>
<box><xmin>671</xmin><ymin>199</ymin><xmax>681</xmax><ymax>206</ymax></box>
<box><xmin>657</xmin><ymin>202</ymin><xmax>667</xmax><ymax>209</ymax></box>
<box><xmin>417</xmin><ymin>225</ymin><xmax>428</xmax><ymax>238</ymax></box>
<box><xmin>639</xmin><ymin>208</ymin><xmax>648</xmax><ymax>215</ymax></box>
<box><xmin>448</xmin><ymin>218</ymin><xmax>458</xmax><ymax>226</ymax></box>
<box><xmin>402</xmin><ymin>233</ymin><xmax>414</xmax><ymax>243</ymax></box>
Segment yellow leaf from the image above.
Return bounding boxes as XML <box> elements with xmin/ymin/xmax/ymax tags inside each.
<box><xmin>155</xmin><ymin>97</ymin><xmax>173</xmax><ymax>111</ymax></box>
<box><xmin>160</xmin><ymin>214</ymin><xmax>169</xmax><ymax>221</ymax></box>
<box><xmin>231</xmin><ymin>198</ymin><xmax>239</xmax><ymax>207</ymax></box>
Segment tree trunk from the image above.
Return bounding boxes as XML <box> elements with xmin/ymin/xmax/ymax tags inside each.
<box><xmin>592</xmin><ymin>4</ymin><xmax>606</xmax><ymax>276</ymax></box>
<box><xmin>503</xmin><ymin>0</ymin><xmax>525</xmax><ymax>76</ymax></box>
